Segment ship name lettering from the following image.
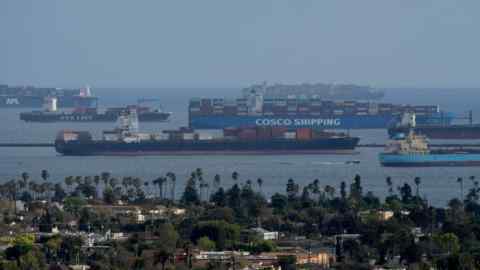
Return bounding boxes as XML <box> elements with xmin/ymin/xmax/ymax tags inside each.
<box><xmin>256</xmin><ymin>118</ymin><xmax>341</xmax><ymax>127</ymax></box>
<box><xmin>5</xmin><ymin>98</ymin><xmax>20</xmax><ymax>105</ymax></box>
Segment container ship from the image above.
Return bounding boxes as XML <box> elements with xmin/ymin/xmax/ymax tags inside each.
<box><xmin>188</xmin><ymin>93</ymin><xmax>453</xmax><ymax>130</ymax></box>
<box><xmin>242</xmin><ymin>82</ymin><xmax>384</xmax><ymax>100</ymax></box>
<box><xmin>54</xmin><ymin>110</ymin><xmax>360</xmax><ymax>156</ymax></box>
<box><xmin>379</xmin><ymin>114</ymin><xmax>480</xmax><ymax>167</ymax></box>
<box><xmin>388</xmin><ymin>111</ymin><xmax>480</xmax><ymax>139</ymax></box>
<box><xmin>20</xmin><ymin>97</ymin><xmax>171</xmax><ymax>122</ymax></box>
<box><xmin>0</xmin><ymin>84</ymin><xmax>97</xmax><ymax>108</ymax></box>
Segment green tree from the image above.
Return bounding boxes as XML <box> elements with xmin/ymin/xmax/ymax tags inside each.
<box><xmin>414</xmin><ymin>177</ymin><xmax>421</xmax><ymax>197</ymax></box>
<box><xmin>210</xmin><ymin>187</ymin><xmax>227</xmax><ymax>207</ymax></box>
<box><xmin>434</xmin><ymin>233</ymin><xmax>460</xmax><ymax>255</ymax></box>
<box><xmin>197</xmin><ymin>236</ymin><xmax>216</xmax><ymax>251</ymax></box>
<box><xmin>64</xmin><ymin>197</ymin><xmax>86</xmax><ymax>217</ymax></box>
<box><xmin>153</xmin><ymin>223</ymin><xmax>179</xmax><ymax>270</ymax></box>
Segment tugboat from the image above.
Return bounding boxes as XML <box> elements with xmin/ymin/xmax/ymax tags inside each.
<box><xmin>379</xmin><ymin>113</ymin><xmax>480</xmax><ymax>167</ymax></box>
<box><xmin>54</xmin><ymin>109</ymin><xmax>360</xmax><ymax>156</ymax></box>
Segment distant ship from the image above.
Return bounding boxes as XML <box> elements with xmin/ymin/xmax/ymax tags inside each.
<box><xmin>379</xmin><ymin>114</ymin><xmax>480</xmax><ymax>167</ymax></box>
<box><xmin>388</xmin><ymin>111</ymin><xmax>480</xmax><ymax>139</ymax></box>
<box><xmin>0</xmin><ymin>84</ymin><xmax>97</xmax><ymax>108</ymax></box>
<box><xmin>20</xmin><ymin>97</ymin><xmax>171</xmax><ymax>123</ymax></box>
<box><xmin>188</xmin><ymin>92</ymin><xmax>453</xmax><ymax>130</ymax></box>
<box><xmin>54</xmin><ymin>110</ymin><xmax>360</xmax><ymax>156</ymax></box>
<box><xmin>242</xmin><ymin>82</ymin><xmax>384</xmax><ymax>100</ymax></box>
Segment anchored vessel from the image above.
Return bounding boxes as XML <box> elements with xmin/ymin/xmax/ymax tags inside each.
<box><xmin>20</xmin><ymin>98</ymin><xmax>170</xmax><ymax>122</ymax></box>
<box><xmin>55</xmin><ymin>110</ymin><xmax>360</xmax><ymax>156</ymax></box>
<box><xmin>189</xmin><ymin>92</ymin><xmax>453</xmax><ymax>130</ymax></box>
<box><xmin>388</xmin><ymin>111</ymin><xmax>480</xmax><ymax>139</ymax></box>
<box><xmin>242</xmin><ymin>82</ymin><xmax>384</xmax><ymax>100</ymax></box>
<box><xmin>379</xmin><ymin>114</ymin><xmax>480</xmax><ymax>167</ymax></box>
<box><xmin>0</xmin><ymin>84</ymin><xmax>97</xmax><ymax>108</ymax></box>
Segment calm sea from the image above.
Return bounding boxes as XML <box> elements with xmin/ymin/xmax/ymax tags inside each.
<box><xmin>1</xmin><ymin>87</ymin><xmax>480</xmax><ymax>206</ymax></box>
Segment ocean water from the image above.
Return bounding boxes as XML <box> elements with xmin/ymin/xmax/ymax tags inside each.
<box><xmin>1</xmin><ymin>87</ymin><xmax>480</xmax><ymax>206</ymax></box>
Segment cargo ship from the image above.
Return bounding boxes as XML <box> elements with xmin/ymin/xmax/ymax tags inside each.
<box><xmin>379</xmin><ymin>114</ymin><xmax>480</xmax><ymax>167</ymax></box>
<box><xmin>20</xmin><ymin>97</ymin><xmax>171</xmax><ymax>122</ymax></box>
<box><xmin>388</xmin><ymin>111</ymin><xmax>480</xmax><ymax>139</ymax></box>
<box><xmin>188</xmin><ymin>93</ymin><xmax>453</xmax><ymax>130</ymax></box>
<box><xmin>242</xmin><ymin>82</ymin><xmax>384</xmax><ymax>100</ymax></box>
<box><xmin>54</xmin><ymin>110</ymin><xmax>360</xmax><ymax>156</ymax></box>
<box><xmin>0</xmin><ymin>84</ymin><xmax>97</xmax><ymax>108</ymax></box>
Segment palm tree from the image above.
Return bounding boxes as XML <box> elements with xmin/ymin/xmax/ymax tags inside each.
<box><xmin>21</xmin><ymin>172</ymin><xmax>29</xmax><ymax>183</ymax></box>
<box><xmin>94</xmin><ymin>175</ymin><xmax>101</xmax><ymax>199</ymax></box>
<box><xmin>198</xmin><ymin>177</ymin><xmax>205</xmax><ymax>201</ymax></box>
<box><xmin>101</xmin><ymin>172</ymin><xmax>111</xmax><ymax>188</ymax></box>
<box><xmin>324</xmin><ymin>185</ymin><xmax>335</xmax><ymax>200</ymax></box>
<box><xmin>231</xmin><ymin>171</ymin><xmax>239</xmax><ymax>183</ymax></box>
<box><xmin>166</xmin><ymin>172</ymin><xmax>176</xmax><ymax>201</ymax></box>
<box><xmin>144</xmin><ymin>181</ymin><xmax>150</xmax><ymax>197</ymax></box>
<box><xmin>29</xmin><ymin>182</ymin><xmax>37</xmax><ymax>199</ymax></box>
<box><xmin>470</xmin><ymin>175</ymin><xmax>476</xmax><ymax>184</ymax></box>
<box><xmin>246</xmin><ymin>179</ymin><xmax>253</xmax><ymax>189</ymax></box>
<box><xmin>5</xmin><ymin>180</ymin><xmax>17</xmax><ymax>214</ymax></box>
<box><xmin>155</xmin><ymin>177</ymin><xmax>167</xmax><ymax>200</ymax></box>
<box><xmin>386</xmin><ymin>176</ymin><xmax>393</xmax><ymax>196</ymax></box>
<box><xmin>457</xmin><ymin>177</ymin><xmax>464</xmax><ymax>202</ymax></box>
<box><xmin>21</xmin><ymin>172</ymin><xmax>29</xmax><ymax>193</ymax></box>
<box><xmin>64</xmin><ymin>176</ymin><xmax>74</xmax><ymax>194</ymax></box>
<box><xmin>414</xmin><ymin>177</ymin><xmax>421</xmax><ymax>197</ymax></box>
<box><xmin>122</xmin><ymin>177</ymin><xmax>131</xmax><ymax>193</ymax></box>
<box><xmin>213</xmin><ymin>174</ymin><xmax>221</xmax><ymax>190</ymax></box>
<box><xmin>257</xmin><ymin>178</ymin><xmax>263</xmax><ymax>194</ymax></box>
<box><xmin>195</xmin><ymin>168</ymin><xmax>203</xmax><ymax>179</ymax></box>
<box><xmin>41</xmin><ymin>169</ymin><xmax>49</xmax><ymax>182</ymax></box>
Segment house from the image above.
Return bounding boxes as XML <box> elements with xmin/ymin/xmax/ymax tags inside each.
<box><xmin>69</xmin><ymin>265</ymin><xmax>90</xmax><ymax>270</ymax></box>
<box><xmin>243</xmin><ymin>227</ymin><xmax>279</xmax><ymax>241</ymax></box>
<box><xmin>260</xmin><ymin>250</ymin><xmax>335</xmax><ymax>268</ymax></box>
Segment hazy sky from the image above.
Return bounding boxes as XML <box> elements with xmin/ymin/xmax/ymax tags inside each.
<box><xmin>2</xmin><ymin>1</ymin><xmax>479</xmax><ymax>88</ymax></box>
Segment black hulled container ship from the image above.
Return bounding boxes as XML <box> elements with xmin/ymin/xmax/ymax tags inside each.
<box><xmin>0</xmin><ymin>84</ymin><xmax>97</xmax><ymax>108</ymax></box>
<box><xmin>55</xmin><ymin>110</ymin><xmax>360</xmax><ymax>156</ymax></box>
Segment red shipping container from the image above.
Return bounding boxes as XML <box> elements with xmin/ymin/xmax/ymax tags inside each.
<box><xmin>272</xmin><ymin>127</ymin><xmax>288</xmax><ymax>138</ymax></box>
<box><xmin>296</xmin><ymin>128</ymin><xmax>312</xmax><ymax>140</ymax></box>
<box><xmin>238</xmin><ymin>129</ymin><xmax>257</xmax><ymax>140</ymax></box>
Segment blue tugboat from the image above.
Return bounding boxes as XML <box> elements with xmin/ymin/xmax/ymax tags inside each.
<box><xmin>379</xmin><ymin>114</ymin><xmax>480</xmax><ymax>167</ymax></box>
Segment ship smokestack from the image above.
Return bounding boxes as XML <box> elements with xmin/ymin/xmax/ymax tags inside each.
<box><xmin>44</xmin><ymin>97</ymin><xmax>58</xmax><ymax>112</ymax></box>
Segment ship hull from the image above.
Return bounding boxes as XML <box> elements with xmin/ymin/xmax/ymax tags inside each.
<box><xmin>388</xmin><ymin>126</ymin><xmax>480</xmax><ymax>139</ymax></box>
<box><xmin>189</xmin><ymin>115</ymin><xmax>452</xmax><ymax>130</ymax></box>
<box><xmin>55</xmin><ymin>137</ymin><xmax>360</xmax><ymax>156</ymax></box>
<box><xmin>20</xmin><ymin>112</ymin><xmax>170</xmax><ymax>122</ymax></box>
<box><xmin>379</xmin><ymin>152</ymin><xmax>480</xmax><ymax>167</ymax></box>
